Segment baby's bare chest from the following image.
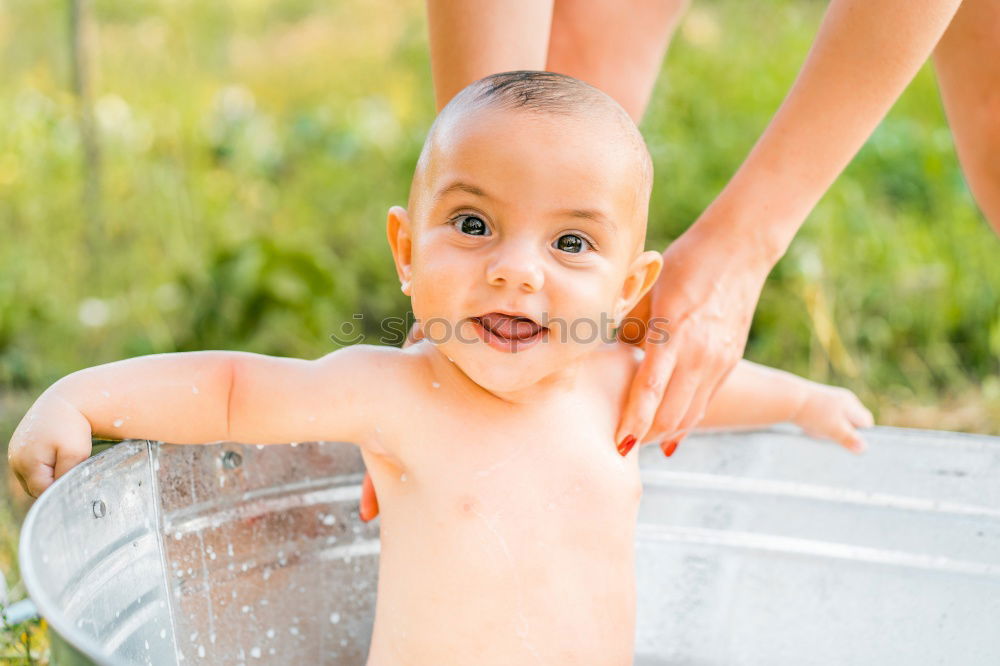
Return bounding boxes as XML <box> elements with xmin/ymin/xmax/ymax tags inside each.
<box><xmin>380</xmin><ymin>399</ymin><xmax>642</xmax><ymax>538</ymax></box>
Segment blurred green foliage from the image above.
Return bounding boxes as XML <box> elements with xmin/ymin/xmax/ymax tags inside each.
<box><xmin>0</xmin><ymin>0</ymin><xmax>997</xmax><ymax>415</ymax></box>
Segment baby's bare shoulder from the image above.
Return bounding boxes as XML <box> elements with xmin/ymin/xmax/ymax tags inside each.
<box><xmin>585</xmin><ymin>342</ymin><xmax>644</xmax><ymax>402</ymax></box>
<box><xmin>315</xmin><ymin>343</ymin><xmax>428</xmax><ymax>399</ymax></box>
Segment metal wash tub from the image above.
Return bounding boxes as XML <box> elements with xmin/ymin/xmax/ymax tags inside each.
<box><xmin>18</xmin><ymin>426</ymin><xmax>1000</xmax><ymax>665</ymax></box>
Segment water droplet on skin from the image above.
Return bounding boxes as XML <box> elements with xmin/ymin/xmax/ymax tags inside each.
<box><xmin>266</xmin><ymin>629</ymin><xmax>275</xmax><ymax>639</ymax></box>
<box><xmin>250</xmin><ymin>647</ymin><xmax>261</xmax><ymax>658</ymax></box>
<box><xmin>290</xmin><ymin>442</ymin><xmax>298</xmax><ymax>447</ymax></box>
<box><xmin>209</xmin><ymin>551</ymin><xmax>216</xmax><ymax>560</ymax></box>
<box><xmin>400</xmin><ymin>473</ymin><xmax>408</xmax><ymax>482</ymax></box>
<box><xmin>289</xmin><ymin>627</ymin><xmax>299</xmax><ymax>636</ymax></box>
<box><xmin>431</xmin><ymin>381</ymin><xmax>440</xmax><ymax>389</ymax></box>
<box><xmin>262</xmin><ymin>568</ymin><xmax>271</xmax><ymax>580</ymax></box>
<box><xmin>255</xmin><ymin>444</ymin><xmax>264</xmax><ymax>450</ymax></box>
<box><xmin>197</xmin><ymin>645</ymin><xmax>205</xmax><ymax>658</ymax></box>
<box><xmin>160</xmin><ymin>629</ymin><xmax>166</xmax><ymax>639</ymax></box>
<box><xmin>145</xmin><ymin>640</ymin><xmax>150</xmax><ymax>650</ymax></box>
<box><xmin>269</xmin><ymin>648</ymin><xmax>276</xmax><ymax>655</ymax></box>
<box><xmin>189</xmin><ymin>632</ymin><xmax>198</xmax><ymax>642</ymax></box>
<box><xmin>191</xmin><ymin>385</ymin><xmax>199</xmax><ymax>394</ymax></box>
<box><xmin>330</xmin><ymin>612</ymin><xmax>340</xmax><ymax>624</ymax></box>
<box><xmin>113</xmin><ymin>418</ymin><xmax>124</xmax><ymax>428</ymax></box>
<box><xmin>101</xmin><ymin>390</ymin><xmax>110</xmax><ymax>398</ymax></box>
<box><xmin>209</xmin><ymin>632</ymin><xmax>217</xmax><ymax>644</ymax></box>
<box><xmin>322</xmin><ymin>515</ymin><xmax>336</xmax><ymax>526</ymax></box>
<box><xmin>174</xmin><ymin>532</ymin><xmax>182</xmax><ymax>541</ymax></box>
<box><xmin>242</xmin><ymin>605</ymin><xmax>251</xmax><ymax>613</ymax></box>
<box><xmin>228</xmin><ymin>543</ymin><xmax>234</xmax><ymax>556</ymax></box>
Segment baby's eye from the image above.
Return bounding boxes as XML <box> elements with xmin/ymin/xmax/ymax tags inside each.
<box><xmin>554</xmin><ymin>233</ymin><xmax>593</xmax><ymax>254</ymax></box>
<box><xmin>452</xmin><ymin>214</ymin><xmax>490</xmax><ymax>236</ymax></box>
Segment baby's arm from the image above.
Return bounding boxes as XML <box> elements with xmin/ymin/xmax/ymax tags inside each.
<box><xmin>698</xmin><ymin>360</ymin><xmax>874</xmax><ymax>452</ymax></box>
<box><xmin>7</xmin><ymin>345</ymin><xmax>403</xmax><ymax>497</ymax></box>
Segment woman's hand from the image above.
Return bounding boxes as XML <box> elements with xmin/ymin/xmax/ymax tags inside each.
<box><xmin>615</xmin><ymin>221</ymin><xmax>772</xmax><ymax>453</ymax></box>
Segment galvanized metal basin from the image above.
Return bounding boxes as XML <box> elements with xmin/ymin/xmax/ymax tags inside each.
<box><xmin>19</xmin><ymin>426</ymin><xmax>1000</xmax><ymax>665</ymax></box>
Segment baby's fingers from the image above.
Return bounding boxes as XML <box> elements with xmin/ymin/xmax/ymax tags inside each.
<box><xmin>832</xmin><ymin>420</ymin><xmax>866</xmax><ymax>454</ymax></box>
<box><xmin>848</xmin><ymin>400</ymin><xmax>875</xmax><ymax>429</ymax></box>
<box><xmin>54</xmin><ymin>445</ymin><xmax>91</xmax><ymax>481</ymax></box>
<box><xmin>21</xmin><ymin>462</ymin><xmax>56</xmax><ymax>499</ymax></box>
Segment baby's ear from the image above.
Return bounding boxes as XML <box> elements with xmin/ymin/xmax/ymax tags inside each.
<box><xmin>614</xmin><ymin>250</ymin><xmax>662</xmax><ymax>324</ymax></box>
<box><xmin>386</xmin><ymin>206</ymin><xmax>414</xmax><ymax>295</ymax></box>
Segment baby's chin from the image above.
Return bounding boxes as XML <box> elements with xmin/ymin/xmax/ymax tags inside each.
<box><xmin>438</xmin><ymin>340</ymin><xmax>589</xmax><ymax>398</ymax></box>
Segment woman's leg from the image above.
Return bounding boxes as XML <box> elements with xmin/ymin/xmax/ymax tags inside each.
<box><xmin>546</xmin><ymin>0</ymin><xmax>689</xmax><ymax>123</ymax></box>
<box><xmin>933</xmin><ymin>0</ymin><xmax>1000</xmax><ymax>234</ymax></box>
<box><xmin>425</xmin><ymin>0</ymin><xmax>554</xmax><ymax>112</ymax></box>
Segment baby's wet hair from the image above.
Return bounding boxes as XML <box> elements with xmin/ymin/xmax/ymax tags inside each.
<box><xmin>458</xmin><ymin>70</ymin><xmax>613</xmax><ymax>116</ymax></box>
<box><xmin>409</xmin><ymin>70</ymin><xmax>654</xmax><ymax>239</ymax></box>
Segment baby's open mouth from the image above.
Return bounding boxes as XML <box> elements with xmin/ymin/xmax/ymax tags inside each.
<box><xmin>471</xmin><ymin>312</ymin><xmax>547</xmax><ymax>345</ymax></box>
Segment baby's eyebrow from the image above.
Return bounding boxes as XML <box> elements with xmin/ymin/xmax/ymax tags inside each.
<box><xmin>435</xmin><ymin>181</ymin><xmax>490</xmax><ymax>200</ymax></box>
<box><xmin>556</xmin><ymin>208</ymin><xmax>616</xmax><ymax>231</ymax></box>
<box><xmin>434</xmin><ymin>181</ymin><xmax>615</xmax><ymax>230</ymax></box>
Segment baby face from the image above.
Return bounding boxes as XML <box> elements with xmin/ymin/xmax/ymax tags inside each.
<box><xmin>389</xmin><ymin>107</ymin><xmax>661</xmax><ymax>397</ymax></box>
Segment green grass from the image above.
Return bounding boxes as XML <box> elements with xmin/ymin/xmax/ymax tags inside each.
<box><xmin>0</xmin><ymin>0</ymin><xmax>998</xmax><ymax>658</ymax></box>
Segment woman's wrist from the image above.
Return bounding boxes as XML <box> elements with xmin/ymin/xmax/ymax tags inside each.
<box><xmin>689</xmin><ymin>176</ymin><xmax>809</xmax><ymax>274</ymax></box>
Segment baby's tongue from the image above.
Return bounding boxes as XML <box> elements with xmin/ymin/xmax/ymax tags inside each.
<box><xmin>480</xmin><ymin>313</ymin><xmax>540</xmax><ymax>340</ymax></box>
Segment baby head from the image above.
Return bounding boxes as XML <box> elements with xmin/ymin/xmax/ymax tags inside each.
<box><xmin>387</xmin><ymin>71</ymin><xmax>662</xmax><ymax>395</ymax></box>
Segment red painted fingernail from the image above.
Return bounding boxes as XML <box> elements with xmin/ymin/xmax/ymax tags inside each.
<box><xmin>617</xmin><ymin>435</ymin><xmax>637</xmax><ymax>457</ymax></box>
<box><xmin>661</xmin><ymin>440</ymin><xmax>679</xmax><ymax>457</ymax></box>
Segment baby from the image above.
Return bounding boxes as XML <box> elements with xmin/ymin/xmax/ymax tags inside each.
<box><xmin>8</xmin><ymin>71</ymin><xmax>873</xmax><ymax>665</ymax></box>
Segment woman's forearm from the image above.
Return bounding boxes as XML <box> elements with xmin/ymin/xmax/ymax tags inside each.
<box><xmin>696</xmin><ymin>0</ymin><xmax>963</xmax><ymax>266</ymax></box>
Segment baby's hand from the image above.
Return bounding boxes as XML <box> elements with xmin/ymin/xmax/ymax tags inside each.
<box><xmin>791</xmin><ymin>384</ymin><xmax>874</xmax><ymax>453</ymax></box>
<box><xmin>7</xmin><ymin>391</ymin><xmax>94</xmax><ymax>498</ymax></box>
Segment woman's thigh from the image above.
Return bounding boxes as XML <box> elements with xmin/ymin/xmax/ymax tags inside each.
<box><xmin>426</xmin><ymin>0</ymin><xmax>555</xmax><ymax>111</ymax></box>
<box><xmin>933</xmin><ymin>0</ymin><xmax>1000</xmax><ymax>233</ymax></box>
<box><xmin>547</xmin><ymin>0</ymin><xmax>689</xmax><ymax>123</ymax></box>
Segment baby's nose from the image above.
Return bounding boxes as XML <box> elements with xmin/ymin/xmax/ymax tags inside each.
<box><xmin>486</xmin><ymin>242</ymin><xmax>545</xmax><ymax>292</ymax></box>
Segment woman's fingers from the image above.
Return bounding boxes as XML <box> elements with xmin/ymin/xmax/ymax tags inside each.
<box><xmin>616</xmin><ymin>345</ymin><xmax>677</xmax><ymax>452</ymax></box>
<box><xmin>359</xmin><ymin>471</ymin><xmax>379</xmax><ymax>522</ymax></box>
